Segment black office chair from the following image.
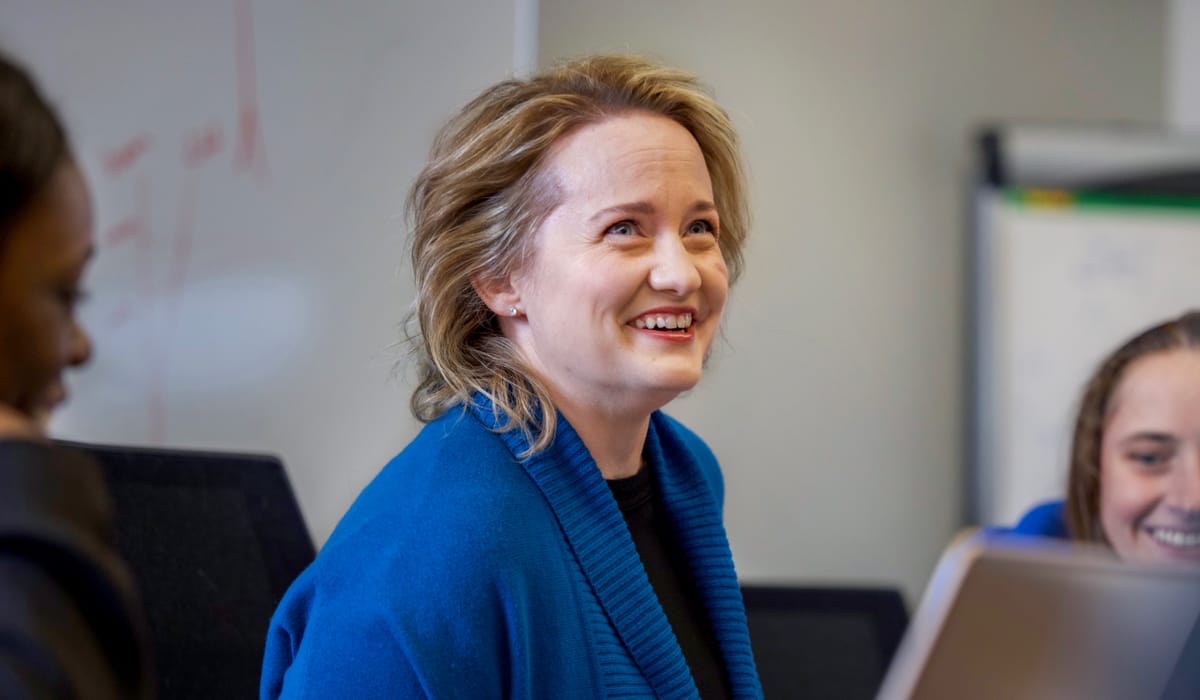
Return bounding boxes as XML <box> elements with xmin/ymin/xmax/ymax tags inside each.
<box><xmin>58</xmin><ymin>441</ymin><xmax>315</xmax><ymax>700</ymax></box>
<box><xmin>741</xmin><ymin>584</ymin><xmax>909</xmax><ymax>700</ymax></box>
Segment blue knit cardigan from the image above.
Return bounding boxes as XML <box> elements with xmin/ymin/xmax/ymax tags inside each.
<box><xmin>261</xmin><ymin>398</ymin><xmax>761</xmax><ymax>698</ymax></box>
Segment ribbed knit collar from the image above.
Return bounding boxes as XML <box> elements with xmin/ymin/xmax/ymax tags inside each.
<box><xmin>468</xmin><ymin>396</ymin><xmax>761</xmax><ymax>699</ymax></box>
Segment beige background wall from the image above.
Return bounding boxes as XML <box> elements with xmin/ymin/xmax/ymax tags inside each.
<box><xmin>1171</xmin><ymin>0</ymin><xmax>1200</xmax><ymax>128</ymax></box>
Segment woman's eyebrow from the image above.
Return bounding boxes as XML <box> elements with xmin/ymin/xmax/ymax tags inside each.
<box><xmin>1119</xmin><ymin>432</ymin><xmax>1177</xmax><ymax>445</ymax></box>
<box><xmin>587</xmin><ymin>199</ymin><xmax>717</xmax><ymax>225</ymax></box>
<box><xmin>587</xmin><ymin>201</ymin><xmax>656</xmax><ymax>224</ymax></box>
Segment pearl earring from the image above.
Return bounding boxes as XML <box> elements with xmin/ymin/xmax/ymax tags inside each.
<box><xmin>508</xmin><ymin>305</ymin><xmax>519</xmax><ymax>317</ymax></box>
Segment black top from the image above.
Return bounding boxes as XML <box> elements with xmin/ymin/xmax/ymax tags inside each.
<box><xmin>608</xmin><ymin>464</ymin><xmax>731</xmax><ymax>700</ymax></box>
<box><xmin>0</xmin><ymin>440</ymin><xmax>153</xmax><ymax>699</ymax></box>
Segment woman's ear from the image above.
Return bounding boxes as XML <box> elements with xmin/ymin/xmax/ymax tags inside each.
<box><xmin>471</xmin><ymin>273</ymin><xmax>522</xmax><ymax>318</ymax></box>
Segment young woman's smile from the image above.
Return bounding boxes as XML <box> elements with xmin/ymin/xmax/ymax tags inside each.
<box><xmin>1099</xmin><ymin>349</ymin><xmax>1200</xmax><ymax>564</ymax></box>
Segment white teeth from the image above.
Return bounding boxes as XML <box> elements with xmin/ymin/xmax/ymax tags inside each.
<box><xmin>633</xmin><ymin>313</ymin><xmax>692</xmax><ymax>330</ymax></box>
<box><xmin>1150</xmin><ymin>528</ymin><xmax>1200</xmax><ymax>548</ymax></box>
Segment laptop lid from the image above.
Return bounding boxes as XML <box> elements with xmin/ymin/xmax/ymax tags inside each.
<box><xmin>877</xmin><ymin>532</ymin><xmax>1200</xmax><ymax>700</ymax></box>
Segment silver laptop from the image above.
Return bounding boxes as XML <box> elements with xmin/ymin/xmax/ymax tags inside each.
<box><xmin>877</xmin><ymin>532</ymin><xmax>1200</xmax><ymax>700</ymax></box>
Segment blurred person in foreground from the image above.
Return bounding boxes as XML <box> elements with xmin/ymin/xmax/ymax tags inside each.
<box><xmin>262</xmin><ymin>54</ymin><xmax>762</xmax><ymax>698</ymax></box>
<box><xmin>0</xmin><ymin>50</ymin><xmax>152</xmax><ymax>699</ymax></box>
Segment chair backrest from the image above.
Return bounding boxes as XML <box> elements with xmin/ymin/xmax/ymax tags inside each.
<box><xmin>741</xmin><ymin>584</ymin><xmax>909</xmax><ymax>700</ymax></box>
<box><xmin>57</xmin><ymin>441</ymin><xmax>315</xmax><ymax>700</ymax></box>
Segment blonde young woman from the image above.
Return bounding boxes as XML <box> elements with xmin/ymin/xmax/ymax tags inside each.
<box><xmin>262</xmin><ymin>55</ymin><xmax>762</xmax><ymax>699</ymax></box>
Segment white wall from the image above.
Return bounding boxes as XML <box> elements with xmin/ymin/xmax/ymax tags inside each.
<box><xmin>540</xmin><ymin>0</ymin><xmax>1165</xmax><ymax>599</ymax></box>
<box><xmin>1171</xmin><ymin>0</ymin><xmax>1200</xmax><ymax>128</ymax></box>
<box><xmin>1</xmin><ymin>1</ymin><xmax>525</xmax><ymax>549</ymax></box>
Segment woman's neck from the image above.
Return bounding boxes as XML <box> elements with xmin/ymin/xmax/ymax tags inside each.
<box><xmin>552</xmin><ymin>394</ymin><xmax>653</xmax><ymax>480</ymax></box>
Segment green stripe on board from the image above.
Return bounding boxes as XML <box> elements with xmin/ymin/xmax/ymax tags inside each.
<box><xmin>1005</xmin><ymin>188</ymin><xmax>1200</xmax><ymax>213</ymax></box>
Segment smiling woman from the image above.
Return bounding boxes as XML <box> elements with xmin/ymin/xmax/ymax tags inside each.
<box><xmin>0</xmin><ymin>162</ymin><xmax>93</xmax><ymax>422</ymax></box>
<box><xmin>261</xmin><ymin>55</ymin><xmax>763</xmax><ymax>699</ymax></box>
<box><xmin>1012</xmin><ymin>310</ymin><xmax>1200</xmax><ymax>565</ymax></box>
<box><xmin>0</xmin><ymin>49</ymin><xmax>151</xmax><ymax>699</ymax></box>
<box><xmin>1098</xmin><ymin>344</ymin><xmax>1200</xmax><ymax>561</ymax></box>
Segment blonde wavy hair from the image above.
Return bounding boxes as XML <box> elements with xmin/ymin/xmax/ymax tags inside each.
<box><xmin>405</xmin><ymin>54</ymin><xmax>748</xmax><ymax>454</ymax></box>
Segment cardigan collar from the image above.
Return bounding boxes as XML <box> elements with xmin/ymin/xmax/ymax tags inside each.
<box><xmin>468</xmin><ymin>396</ymin><xmax>761</xmax><ymax>699</ymax></box>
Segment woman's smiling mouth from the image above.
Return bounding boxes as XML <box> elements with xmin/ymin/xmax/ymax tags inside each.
<box><xmin>1146</xmin><ymin>526</ymin><xmax>1200</xmax><ymax>549</ymax></box>
<box><xmin>631</xmin><ymin>312</ymin><xmax>693</xmax><ymax>331</ymax></box>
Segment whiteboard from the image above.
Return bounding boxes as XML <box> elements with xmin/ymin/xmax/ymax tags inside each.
<box><xmin>1</xmin><ymin>1</ymin><xmax>530</xmax><ymax>544</ymax></box>
<box><xmin>974</xmin><ymin>191</ymin><xmax>1200</xmax><ymax>525</ymax></box>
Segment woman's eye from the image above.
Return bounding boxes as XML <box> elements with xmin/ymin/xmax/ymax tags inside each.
<box><xmin>686</xmin><ymin>220</ymin><xmax>715</xmax><ymax>236</ymax></box>
<box><xmin>607</xmin><ymin>221</ymin><xmax>636</xmax><ymax>236</ymax></box>
<box><xmin>1129</xmin><ymin>451</ymin><xmax>1169</xmax><ymax>468</ymax></box>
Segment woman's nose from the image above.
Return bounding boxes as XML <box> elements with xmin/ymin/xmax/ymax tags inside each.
<box><xmin>647</xmin><ymin>236</ymin><xmax>702</xmax><ymax>296</ymax></box>
<box><xmin>1167</xmin><ymin>448</ymin><xmax>1200</xmax><ymax>518</ymax></box>
<box><xmin>68</xmin><ymin>319</ymin><xmax>92</xmax><ymax>368</ymax></box>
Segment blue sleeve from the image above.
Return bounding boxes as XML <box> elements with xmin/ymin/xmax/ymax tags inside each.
<box><xmin>260</xmin><ymin>505</ymin><xmax>599</xmax><ymax>699</ymax></box>
<box><xmin>1010</xmin><ymin>500</ymin><xmax>1069</xmax><ymax>539</ymax></box>
<box><xmin>262</xmin><ymin>545</ymin><xmax>510</xmax><ymax>699</ymax></box>
<box><xmin>261</xmin><ymin>564</ymin><xmax>423</xmax><ymax>699</ymax></box>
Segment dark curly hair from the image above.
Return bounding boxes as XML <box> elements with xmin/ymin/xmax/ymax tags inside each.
<box><xmin>0</xmin><ymin>50</ymin><xmax>70</xmax><ymax>248</ymax></box>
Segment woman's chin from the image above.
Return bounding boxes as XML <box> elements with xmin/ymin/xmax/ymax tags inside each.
<box><xmin>646</xmin><ymin>360</ymin><xmax>704</xmax><ymax>387</ymax></box>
